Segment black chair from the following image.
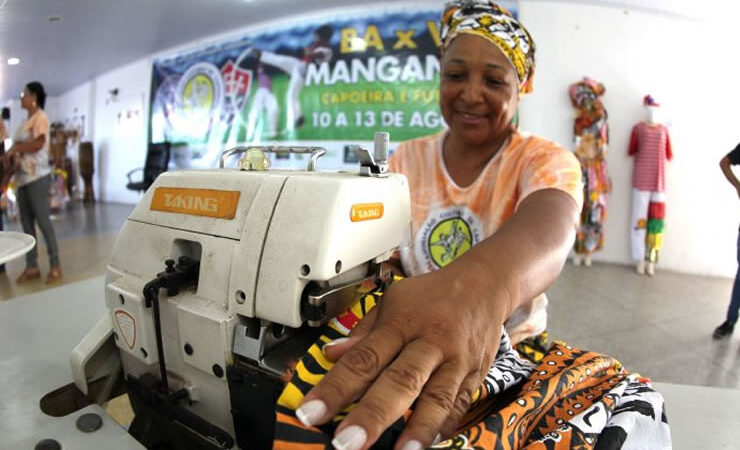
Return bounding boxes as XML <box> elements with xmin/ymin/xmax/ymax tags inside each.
<box><xmin>126</xmin><ymin>142</ymin><xmax>171</xmax><ymax>192</ymax></box>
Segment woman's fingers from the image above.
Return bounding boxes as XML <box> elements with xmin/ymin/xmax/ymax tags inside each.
<box><xmin>392</xmin><ymin>361</ymin><xmax>469</xmax><ymax>450</ymax></box>
<box><xmin>438</xmin><ymin>369</ymin><xmax>484</xmax><ymax>439</ymax></box>
<box><xmin>331</xmin><ymin>339</ymin><xmax>446</xmax><ymax>450</ymax></box>
<box><xmin>296</xmin><ymin>319</ymin><xmax>406</xmax><ymax>429</ymax></box>
<box><xmin>322</xmin><ymin>306</ymin><xmax>379</xmax><ymax>362</ymax></box>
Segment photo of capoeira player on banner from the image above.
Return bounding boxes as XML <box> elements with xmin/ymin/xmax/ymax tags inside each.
<box><xmin>246</xmin><ymin>63</ymin><xmax>279</xmax><ymax>140</ymax></box>
<box><xmin>257</xmin><ymin>24</ymin><xmax>333</xmax><ymax>131</ymax></box>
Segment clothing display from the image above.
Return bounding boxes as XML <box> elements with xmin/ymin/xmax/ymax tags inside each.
<box><xmin>628</xmin><ymin>122</ymin><xmax>672</xmax><ymax>192</ymax></box>
<box><xmin>568</xmin><ymin>77</ymin><xmax>611</xmax><ymax>256</ymax></box>
<box><xmin>628</xmin><ymin>98</ymin><xmax>672</xmax><ymax>267</ymax></box>
<box><xmin>630</xmin><ymin>190</ymin><xmax>666</xmax><ymax>263</ymax></box>
<box><xmin>388</xmin><ymin>131</ymin><xmax>583</xmax><ymax>342</ymax></box>
<box><xmin>273</xmin><ymin>290</ymin><xmax>671</xmax><ymax>449</ymax></box>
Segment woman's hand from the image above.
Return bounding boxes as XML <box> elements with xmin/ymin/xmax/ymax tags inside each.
<box><xmin>6</xmin><ymin>147</ymin><xmax>20</xmax><ymax>168</ymax></box>
<box><xmin>296</xmin><ymin>264</ymin><xmax>510</xmax><ymax>450</ymax></box>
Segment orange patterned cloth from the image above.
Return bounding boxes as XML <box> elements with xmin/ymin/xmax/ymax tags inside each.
<box><xmin>273</xmin><ymin>291</ymin><xmax>671</xmax><ymax>449</ymax></box>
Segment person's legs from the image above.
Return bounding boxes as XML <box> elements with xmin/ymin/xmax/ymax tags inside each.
<box><xmin>0</xmin><ymin>202</ymin><xmax>5</xmax><ymax>272</ymax></box>
<box><xmin>287</xmin><ymin>64</ymin><xmax>305</xmax><ymax>127</ymax></box>
<box><xmin>726</xmin><ymin>267</ymin><xmax>740</xmax><ymax>325</ymax></box>
<box><xmin>246</xmin><ymin>87</ymin><xmax>268</xmax><ymax>141</ymax></box>
<box><xmin>265</xmin><ymin>91</ymin><xmax>279</xmax><ymax>138</ymax></box>
<box><xmin>17</xmin><ymin>182</ymin><xmax>39</xmax><ymax>269</ymax></box>
<box><xmin>630</xmin><ymin>189</ymin><xmax>650</xmax><ymax>272</ymax></box>
<box><xmin>26</xmin><ymin>175</ymin><xmax>61</xmax><ymax>269</ymax></box>
<box><xmin>714</xmin><ymin>229</ymin><xmax>740</xmax><ymax>339</ymax></box>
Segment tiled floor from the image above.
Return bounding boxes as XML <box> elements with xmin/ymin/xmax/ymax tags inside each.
<box><xmin>1</xmin><ymin>201</ymin><xmax>738</xmax><ymax>389</ymax></box>
<box><xmin>0</xmin><ymin>202</ymin><xmax>132</xmax><ymax>300</ymax></box>
<box><xmin>547</xmin><ymin>263</ymin><xmax>739</xmax><ymax>389</ymax></box>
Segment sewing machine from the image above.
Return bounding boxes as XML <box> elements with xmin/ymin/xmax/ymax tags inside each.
<box><xmin>69</xmin><ymin>133</ymin><xmax>410</xmax><ymax>449</ymax></box>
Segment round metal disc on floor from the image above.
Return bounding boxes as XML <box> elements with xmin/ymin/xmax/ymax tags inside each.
<box><xmin>76</xmin><ymin>412</ymin><xmax>103</xmax><ymax>432</ymax></box>
<box><xmin>34</xmin><ymin>439</ymin><xmax>62</xmax><ymax>450</ymax></box>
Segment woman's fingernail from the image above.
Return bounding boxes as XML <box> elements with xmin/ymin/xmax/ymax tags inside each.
<box><xmin>295</xmin><ymin>399</ymin><xmax>327</xmax><ymax>427</ymax></box>
<box><xmin>322</xmin><ymin>337</ymin><xmax>350</xmax><ymax>355</ymax></box>
<box><xmin>331</xmin><ymin>425</ymin><xmax>367</xmax><ymax>450</ymax></box>
<box><xmin>432</xmin><ymin>433</ymin><xmax>442</xmax><ymax>445</ymax></box>
<box><xmin>401</xmin><ymin>439</ymin><xmax>423</xmax><ymax>450</ymax></box>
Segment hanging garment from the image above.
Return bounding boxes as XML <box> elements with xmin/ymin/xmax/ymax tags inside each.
<box><xmin>628</xmin><ymin>122</ymin><xmax>672</xmax><ymax>192</ymax></box>
<box><xmin>631</xmin><ymin>190</ymin><xmax>666</xmax><ymax>263</ymax></box>
<box><xmin>273</xmin><ymin>290</ymin><xmax>672</xmax><ymax>449</ymax></box>
<box><xmin>569</xmin><ymin>78</ymin><xmax>611</xmax><ymax>256</ymax></box>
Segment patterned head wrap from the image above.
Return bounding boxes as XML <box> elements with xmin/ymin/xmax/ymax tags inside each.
<box><xmin>440</xmin><ymin>0</ymin><xmax>536</xmax><ymax>94</ymax></box>
<box><xmin>569</xmin><ymin>77</ymin><xmax>606</xmax><ymax>109</ymax></box>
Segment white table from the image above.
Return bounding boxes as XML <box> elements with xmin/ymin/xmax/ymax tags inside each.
<box><xmin>0</xmin><ymin>230</ymin><xmax>35</xmax><ymax>264</ymax></box>
<box><xmin>0</xmin><ymin>276</ymin><xmax>144</xmax><ymax>449</ymax></box>
<box><xmin>2</xmin><ymin>277</ymin><xmax>739</xmax><ymax>449</ymax></box>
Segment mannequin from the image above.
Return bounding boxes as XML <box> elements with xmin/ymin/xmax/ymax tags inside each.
<box><xmin>628</xmin><ymin>95</ymin><xmax>672</xmax><ymax>276</ymax></box>
<box><xmin>569</xmin><ymin>77</ymin><xmax>611</xmax><ymax>267</ymax></box>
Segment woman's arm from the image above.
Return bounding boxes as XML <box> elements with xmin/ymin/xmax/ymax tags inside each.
<box><xmin>460</xmin><ymin>188</ymin><xmax>579</xmax><ymax>319</ymax></box>
<box><xmin>720</xmin><ymin>156</ymin><xmax>740</xmax><ymax>199</ymax></box>
<box><xmin>300</xmin><ymin>188</ymin><xmax>579</xmax><ymax>450</ymax></box>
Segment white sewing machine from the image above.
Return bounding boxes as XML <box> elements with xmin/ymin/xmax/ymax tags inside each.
<box><xmin>68</xmin><ymin>133</ymin><xmax>410</xmax><ymax>449</ymax></box>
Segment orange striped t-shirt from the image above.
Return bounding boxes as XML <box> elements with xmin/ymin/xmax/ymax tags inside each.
<box><xmin>389</xmin><ymin>130</ymin><xmax>583</xmax><ymax>276</ymax></box>
<box><xmin>388</xmin><ymin>131</ymin><xmax>583</xmax><ymax>342</ymax></box>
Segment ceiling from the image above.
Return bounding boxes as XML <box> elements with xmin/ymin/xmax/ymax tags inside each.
<box><xmin>0</xmin><ymin>0</ymin><xmax>714</xmax><ymax>105</ymax></box>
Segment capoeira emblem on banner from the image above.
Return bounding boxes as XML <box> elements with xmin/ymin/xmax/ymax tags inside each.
<box><xmin>175</xmin><ymin>62</ymin><xmax>225</xmax><ymax>138</ymax></box>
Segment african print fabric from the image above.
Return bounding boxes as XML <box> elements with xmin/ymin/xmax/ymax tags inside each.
<box><xmin>646</xmin><ymin>199</ymin><xmax>665</xmax><ymax>264</ymax></box>
<box><xmin>273</xmin><ymin>289</ymin><xmax>671</xmax><ymax>449</ymax></box>
<box><xmin>514</xmin><ymin>331</ymin><xmax>549</xmax><ymax>364</ymax></box>
<box><xmin>630</xmin><ymin>190</ymin><xmax>666</xmax><ymax>264</ymax></box>
<box><xmin>569</xmin><ymin>77</ymin><xmax>611</xmax><ymax>256</ymax></box>
<box><xmin>440</xmin><ymin>0</ymin><xmax>536</xmax><ymax>94</ymax></box>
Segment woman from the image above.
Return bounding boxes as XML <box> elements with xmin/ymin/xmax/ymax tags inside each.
<box><xmin>275</xmin><ymin>2</ymin><xmax>669</xmax><ymax>449</ymax></box>
<box><xmin>0</xmin><ymin>116</ymin><xmax>8</xmax><ymax>273</ymax></box>
<box><xmin>7</xmin><ymin>81</ymin><xmax>62</xmax><ymax>284</ymax></box>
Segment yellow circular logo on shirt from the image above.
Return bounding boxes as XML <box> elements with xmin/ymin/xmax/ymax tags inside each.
<box><xmin>415</xmin><ymin>206</ymin><xmax>483</xmax><ymax>273</ymax></box>
<box><xmin>428</xmin><ymin>216</ymin><xmax>474</xmax><ymax>268</ymax></box>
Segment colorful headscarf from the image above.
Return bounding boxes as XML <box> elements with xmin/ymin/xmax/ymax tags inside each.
<box><xmin>441</xmin><ymin>0</ymin><xmax>536</xmax><ymax>94</ymax></box>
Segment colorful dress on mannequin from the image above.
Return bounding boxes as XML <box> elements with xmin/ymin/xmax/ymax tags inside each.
<box><xmin>568</xmin><ymin>77</ymin><xmax>611</xmax><ymax>264</ymax></box>
<box><xmin>628</xmin><ymin>95</ymin><xmax>672</xmax><ymax>275</ymax></box>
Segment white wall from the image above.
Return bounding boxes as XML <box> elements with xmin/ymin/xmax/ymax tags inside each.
<box><xmin>519</xmin><ymin>1</ymin><xmax>740</xmax><ymax>278</ymax></box>
<box><xmin>55</xmin><ymin>81</ymin><xmax>95</xmax><ymax>141</ymax></box>
<box><xmin>90</xmin><ymin>58</ymin><xmax>150</xmax><ymax>205</ymax></box>
<box><xmin>50</xmin><ymin>0</ymin><xmax>739</xmax><ymax>278</ymax></box>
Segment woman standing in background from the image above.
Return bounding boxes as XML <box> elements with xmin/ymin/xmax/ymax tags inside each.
<box><xmin>6</xmin><ymin>81</ymin><xmax>63</xmax><ymax>284</ymax></box>
<box><xmin>0</xmin><ymin>114</ymin><xmax>9</xmax><ymax>273</ymax></box>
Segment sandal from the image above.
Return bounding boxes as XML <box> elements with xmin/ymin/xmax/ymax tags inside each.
<box><xmin>46</xmin><ymin>267</ymin><xmax>63</xmax><ymax>284</ymax></box>
<box><xmin>16</xmin><ymin>267</ymin><xmax>41</xmax><ymax>284</ymax></box>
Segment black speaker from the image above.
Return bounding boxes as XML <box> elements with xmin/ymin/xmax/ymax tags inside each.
<box><xmin>1</xmin><ymin>107</ymin><xmax>9</xmax><ymax>120</ymax></box>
